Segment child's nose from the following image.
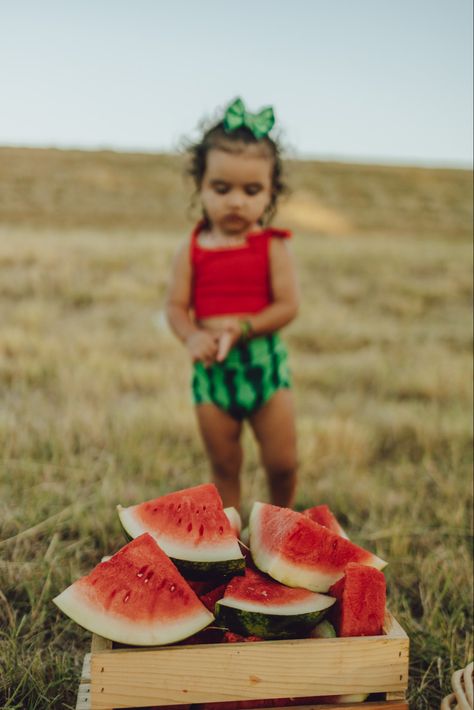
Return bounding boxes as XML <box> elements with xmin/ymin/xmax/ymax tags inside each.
<box><xmin>227</xmin><ymin>190</ymin><xmax>245</xmax><ymax>208</ymax></box>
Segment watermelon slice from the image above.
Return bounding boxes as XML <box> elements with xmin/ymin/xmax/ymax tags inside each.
<box><xmin>53</xmin><ymin>533</ymin><xmax>214</xmax><ymax>645</ymax></box>
<box><xmin>215</xmin><ymin>567</ymin><xmax>335</xmax><ymax>639</ymax></box>
<box><xmin>249</xmin><ymin>502</ymin><xmax>386</xmax><ymax>592</ymax></box>
<box><xmin>329</xmin><ymin>562</ymin><xmax>386</xmax><ymax>637</ymax></box>
<box><xmin>117</xmin><ymin>484</ymin><xmax>245</xmax><ymax>579</ymax></box>
<box><xmin>303</xmin><ymin>504</ymin><xmax>349</xmax><ymax>539</ymax></box>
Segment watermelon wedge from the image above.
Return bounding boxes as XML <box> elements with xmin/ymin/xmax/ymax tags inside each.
<box><xmin>117</xmin><ymin>484</ymin><xmax>245</xmax><ymax>580</ymax></box>
<box><xmin>53</xmin><ymin>533</ymin><xmax>214</xmax><ymax>645</ymax></box>
<box><xmin>249</xmin><ymin>502</ymin><xmax>387</xmax><ymax>592</ymax></box>
<box><xmin>329</xmin><ymin>562</ymin><xmax>386</xmax><ymax>637</ymax></box>
<box><xmin>215</xmin><ymin>567</ymin><xmax>335</xmax><ymax>639</ymax></box>
<box><xmin>303</xmin><ymin>504</ymin><xmax>349</xmax><ymax>539</ymax></box>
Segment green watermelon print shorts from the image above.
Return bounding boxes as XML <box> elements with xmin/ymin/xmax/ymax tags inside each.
<box><xmin>192</xmin><ymin>333</ymin><xmax>291</xmax><ymax>420</ymax></box>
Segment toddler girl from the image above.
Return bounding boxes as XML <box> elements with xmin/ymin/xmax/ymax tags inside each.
<box><xmin>165</xmin><ymin>98</ymin><xmax>299</xmax><ymax>512</ymax></box>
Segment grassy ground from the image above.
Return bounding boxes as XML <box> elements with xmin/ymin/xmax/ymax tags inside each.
<box><xmin>0</xmin><ymin>152</ymin><xmax>472</xmax><ymax>709</ymax></box>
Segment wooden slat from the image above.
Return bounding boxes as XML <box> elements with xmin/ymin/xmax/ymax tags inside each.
<box><xmin>91</xmin><ymin>633</ymin><xmax>113</xmax><ymax>652</ymax></box>
<box><xmin>382</xmin><ymin>613</ymin><xmax>408</xmax><ymax>640</ymax></box>
<box><xmin>76</xmin><ymin>654</ymin><xmax>91</xmax><ymax>710</ymax></box>
<box><xmin>77</xmin><ymin>651</ymin><xmax>408</xmax><ymax>710</ymax></box>
<box><xmin>91</xmin><ymin>636</ymin><xmax>407</xmax><ymax>709</ymax></box>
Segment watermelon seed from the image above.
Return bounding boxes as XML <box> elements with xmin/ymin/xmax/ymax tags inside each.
<box><xmin>203</xmin><ymin>505</ymin><xmax>207</xmax><ymax>511</ymax></box>
<box><xmin>169</xmin><ymin>584</ymin><xmax>176</xmax><ymax>592</ymax></box>
<box><xmin>187</xmin><ymin>522</ymin><xmax>193</xmax><ymax>532</ymax></box>
<box><xmin>177</xmin><ymin>504</ymin><xmax>181</xmax><ymax>511</ymax></box>
<box><xmin>153</xmin><ymin>507</ymin><xmax>158</xmax><ymax>513</ymax></box>
<box><xmin>144</xmin><ymin>571</ymin><xmax>154</xmax><ymax>583</ymax></box>
<box><xmin>123</xmin><ymin>591</ymin><xmax>131</xmax><ymax>603</ymax></box>
<box><xmin>137</xmin><ymin>565</ymin><xmax>148</xmax><ymax>578</ymax></box>
<box><xmin>219</xmin><ymin>526</ymin><xmax>224</xmax><ymax>534</ymax></box>
<box><xmin>199</xmin><ymin>524</ymin><xmax>204</xmax><ymax>537</ymax></box>
<box><xmin>177</xmin><ymin>518</ymin><xmax>182</xmax><ymax>525</ymax></box>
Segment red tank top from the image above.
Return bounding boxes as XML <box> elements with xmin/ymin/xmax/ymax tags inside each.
<box><xmin>190</xmin><ymin>222</ymin><xmax>292</xmax><ymax>319</ymax></box>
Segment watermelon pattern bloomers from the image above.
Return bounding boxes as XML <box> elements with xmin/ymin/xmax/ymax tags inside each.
<box><xmin>192</xmin><ymin>333</ymin><xmax>291</xmax><ymax>420</ymax></box>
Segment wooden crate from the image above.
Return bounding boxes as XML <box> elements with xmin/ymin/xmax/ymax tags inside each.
<box><xmin>76</xmin><ymin>611</ymin><xmax>408</xmax><ymax>710</ymax></box>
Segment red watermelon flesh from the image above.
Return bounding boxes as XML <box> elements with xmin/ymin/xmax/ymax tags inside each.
<box><xmin>329</xmin><ymin>562</ymin><xmax>386</xmax><ymax>637</ymax></box>
<box><xmin>117</xmin><ymin>484</ymin><xmax>243</xmax><ymax>564</ymax></box>
<box><xmin>250</xmin><ymin>502</ymin><xmax>386</xmax><ymax>592</ymax></box>
<box><xmin>187</xmin><ymin>579</ymin><xmax>224</xmax><ymax>596</ymax></box>
<box><xmin>223</xmin><ymin>631</ymin><xmax>263</xmax><ymax>642</ymax></box>
<box><xmin>199</xmin><ymin>583</ymin><xmax>228</xmax><ymax>612</ymax></box>
<box><xmin>303</xmin><ymin>504</ymin><xmax>349</xmax><ymax>539</ymax></box>
<box><xmin>188</xmin><ymin>579</ymin><xmax>214</xmax><ymax>595</ymax></box>
<box><xmin>53</xmin><ymin>533</ymin><xmax>214</xmax><ymax>645</ymax></box>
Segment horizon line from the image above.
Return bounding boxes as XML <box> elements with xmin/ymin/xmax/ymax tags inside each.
<box><xmin>1</xmin><ymin>141</ymin><xmax>472</xmax><ymax>172</ymax></box>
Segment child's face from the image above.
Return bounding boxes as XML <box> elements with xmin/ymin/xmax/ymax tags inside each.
<box><xmin>200</xmin><ymin>144</ymin><xmax>273</xmax><ymax>235</ymax></box>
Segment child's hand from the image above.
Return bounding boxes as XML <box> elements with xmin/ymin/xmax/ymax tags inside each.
<box><xmin>186</xmin><ymin>330</ymin><xmax>219</xmax><ymax>367</ymax></box>
<box><xmin>216</xmin><ymin>319</ymin><xmax>242</xmax><ymax>362</ymax></box>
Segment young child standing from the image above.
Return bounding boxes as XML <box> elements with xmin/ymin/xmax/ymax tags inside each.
<box><xmin>165</xmin><ymin>98</ymin><xmax>299</xmax><ymax>512</ymax></box>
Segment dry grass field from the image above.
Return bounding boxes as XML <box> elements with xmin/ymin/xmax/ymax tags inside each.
<box><xmin>0</xmin><ymin>148</ymin><xmax>472</xmax><ymax>709</ymax></box>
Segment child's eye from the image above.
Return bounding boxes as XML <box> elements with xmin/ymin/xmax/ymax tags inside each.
<box><xmin>213</xmin><ymin>183</ymin><xmax>229</xmax><ymax>194</ymax></box>
<box><xmin>245</xmin><ymin>185</ymin><xmax>262</xmax><ymax>196</ymax></box>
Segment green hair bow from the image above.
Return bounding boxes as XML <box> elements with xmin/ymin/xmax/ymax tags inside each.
<box><xmin>223</xmin><ymin>97</ymin><xmax>275</xmax><ymax>140</ymax></box>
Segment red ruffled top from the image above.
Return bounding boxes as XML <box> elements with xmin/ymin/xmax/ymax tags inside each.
<box><xmin>190</xmin><ymin>222</ymin><xmax>292</xmax><ymax>319</ymax></box>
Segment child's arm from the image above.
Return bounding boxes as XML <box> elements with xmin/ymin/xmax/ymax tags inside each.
<box><xmin>216</xmin><ymin>239</ymin><xmax>299</xmax><ymax>361</ymax></box>
<box><xmin>165</xmin><ymin>242</ymin><xmax>219</xmax><ymax>367</ymax></box>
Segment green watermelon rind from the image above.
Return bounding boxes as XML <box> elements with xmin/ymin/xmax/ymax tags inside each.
<box><xmin>170</xmin><ymin>556</ymin><xmax>246</xmax><ymax>581</ymax></box>
<box><xmin>215</xmin><ymin>601</ymin><xmax>331</xmax><ymax>640</ymax></box>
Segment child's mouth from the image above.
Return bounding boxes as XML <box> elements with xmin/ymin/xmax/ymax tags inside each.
<box><xmin>222</xmin><ymin>214</ymin><xmax>246</xmax><ymax>227</ymax></box>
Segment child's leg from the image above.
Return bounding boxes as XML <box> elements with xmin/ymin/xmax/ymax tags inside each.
<box><xmin>195</xmin><ymin>403</ymin><xmax>244</xmax><ymax>510</ymax></box>
<box><xmin>248</xmin><ymin>389</ymin><xmax>298</xmax><ymax>508</ymax></box>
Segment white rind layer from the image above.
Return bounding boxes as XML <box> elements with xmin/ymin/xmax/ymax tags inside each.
<box><xmin>219</xmin><ymin>592</ymin><xmax>335</xmax><ymax>616</ymax></box>
<box><xmin>117</xmin><ymin>505</ymin><xmax>243</xmax><ymax>562</ymax></box>
<box><xmin>53</xmin><ymin>585</ymin><xmax>214</xmax><ymax>646</ymax></box>
<box><xmin>224</xmin><ymin>507</ymin><xmax>242</xmax><ymax>536</ymax></box>
<box><xmin>334</xmin><ymin>524</ymin><xmax>350</xmax><ymax>540</ymax></box>
<box><xmin>249</xmin><ymin>502</ymin><xmax>387</xmax><ymax>593</ymax></box>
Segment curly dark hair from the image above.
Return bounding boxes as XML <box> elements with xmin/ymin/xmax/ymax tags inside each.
<box><xmin>186</xmin><ymin>121</ymin><xmax>286</xmax><ymax>228</ymax></box>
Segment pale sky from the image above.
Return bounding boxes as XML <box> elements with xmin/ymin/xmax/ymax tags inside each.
<box><xmin>1</xmin><ymin>0</ymin><xmax>472</xmax><ymax>166</ymax></box>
